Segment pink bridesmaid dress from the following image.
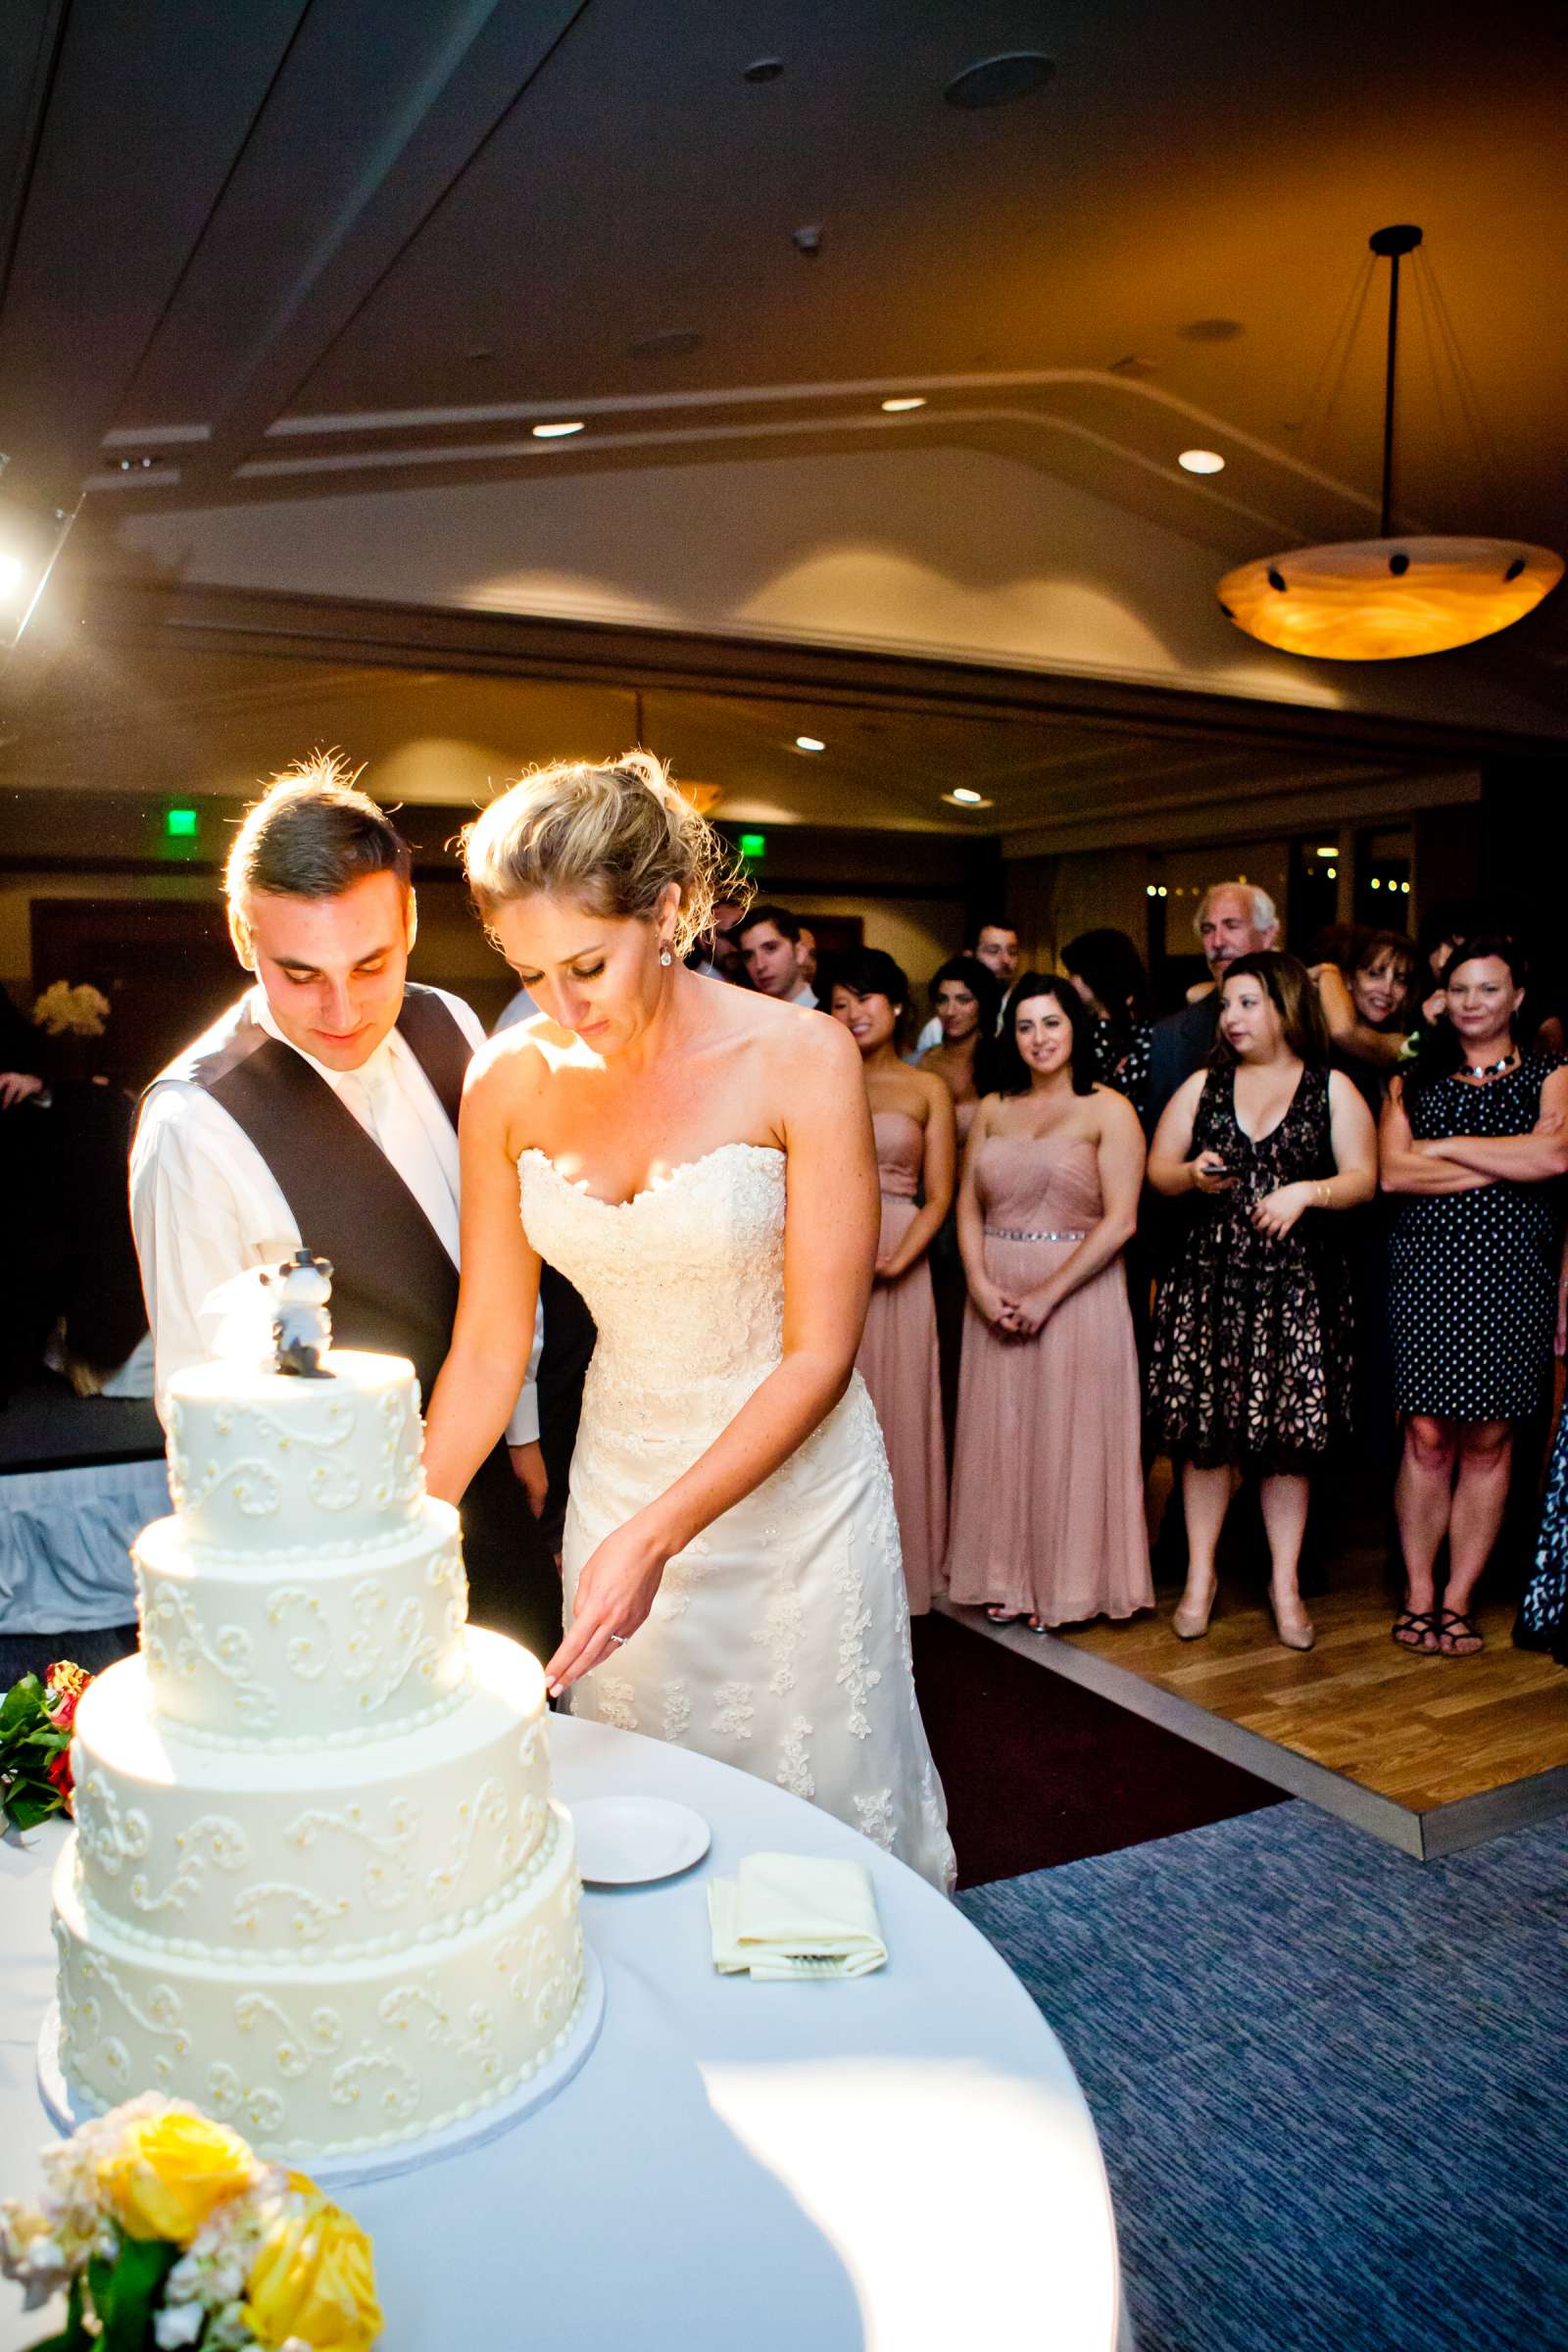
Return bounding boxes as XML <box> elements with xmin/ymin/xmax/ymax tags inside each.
<box><xmin>946</xmin><ymin>1132</ymin><xmax>1152</xmax><ymax>1625</ymax></box>
<box><xmin>857</xmin><ymin>1108</ymin><xmax>948</xmax><ymax>1614</ymax></box>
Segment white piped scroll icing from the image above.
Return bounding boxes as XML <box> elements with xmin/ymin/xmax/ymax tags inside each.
<box><xmin>54</xmin><ymin>1345</ymin><xmax>583</xmax><ymax>2159</ymax></box>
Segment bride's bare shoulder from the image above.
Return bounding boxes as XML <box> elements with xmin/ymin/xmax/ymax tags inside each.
<box><xmin>701</xmin><ymin>987</ymin><xmax>859</xmax><ymax>1106</ymax></box>
<box><xmin>465</xmin><ymin>1013</ymin><xmax>591</xmax><ymax>1115</ymax></box>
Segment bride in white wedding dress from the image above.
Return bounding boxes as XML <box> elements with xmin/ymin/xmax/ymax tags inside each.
<box><xmin>424</xmin><ymin>755</ymin><xmax>955</xmax><ymax>1892</ymax></box>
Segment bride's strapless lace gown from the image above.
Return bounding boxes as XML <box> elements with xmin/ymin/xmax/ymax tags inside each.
<box><xmin>518</xmin><ymin>1143</ymin><xmax>956</xmax><ymax>1891</ymax></box>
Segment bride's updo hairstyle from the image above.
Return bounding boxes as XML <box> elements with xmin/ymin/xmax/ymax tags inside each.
<box><xmin>461</xmin><ymin>750</ymin><xmax>746</xmax><ymax>959</ymax></box>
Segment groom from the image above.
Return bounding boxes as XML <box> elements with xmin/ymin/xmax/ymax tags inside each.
<box><xmin>129</xmin><ymin>756</ymin><xmax>585</xmax><ymax>1658</ymax></box>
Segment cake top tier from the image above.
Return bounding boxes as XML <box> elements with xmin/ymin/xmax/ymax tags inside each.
<box><xmin>166</xmin><ymin>1350</ymin><xmax>426</xmax><ymax>1554</ymax></box>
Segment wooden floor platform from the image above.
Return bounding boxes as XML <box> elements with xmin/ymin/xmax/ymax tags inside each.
<box><xmin>937</xmin><ymin>1584</ymin><xmax>1568</xmax><ymax>1860</ymax></box>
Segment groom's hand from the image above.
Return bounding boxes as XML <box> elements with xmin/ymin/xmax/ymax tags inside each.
<box><xmin>508</xmin><ymin>1441</ymin><xmax>549</xmax><ymax>1519</ymax></box>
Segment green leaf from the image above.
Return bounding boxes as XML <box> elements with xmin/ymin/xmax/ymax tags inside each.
<box><xmin>97</xmin><ymin>2235</ymin><xmax>179</xmax><ymax>2352</ymax></box>
<box><xmin>4</xmin><ymin>1787</ymin><xmax>63</xmax><ymax>1833</ymax></box>
<box><xmin>24</xmin><ymin>2269</ymin><xmax>90</xmax><ymax>2352</ymax></box>
<box><xmin>0</xmin><ymin>1674</ymin><xmax>44</xmax><ymax>1735</ymax></box>
<box><xmin>85</xmin><ymin>2254</ymin><xmax>115</xmax><ymax>2324</ymax></box>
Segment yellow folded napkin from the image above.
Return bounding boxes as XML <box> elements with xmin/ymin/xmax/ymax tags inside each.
<box><xmin>709</xmin><ymin>1851</ymin><xmax>887</xmax><ymax>1980</ymax></box>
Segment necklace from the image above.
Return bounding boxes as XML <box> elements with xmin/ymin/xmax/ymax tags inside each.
<box><xmin>1456</xmin><ymin>1048</ymin><xmax>1520</xmax><ymax>1082</ymax></box>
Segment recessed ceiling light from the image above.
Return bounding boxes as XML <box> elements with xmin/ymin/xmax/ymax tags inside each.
<box><xmin>1316</xmin><ymin>845</ymin><xmax>1341</xmax><ymax>858</ymax></box>
<box><xmin>943</xmin><ymin>789</ymin><xmax>993</xmax><ymax>809</ymax></box>
<box><xmin>944</xmin><ymin>52</ymin><xmax>1055</xmax><ymax>110</ymax></box>
<box><xmin>532</xmin><ymin>420</ymin><xmax>584</xmax><ymax>439</ymax></box>
<box><xmin>1178</xmin><ymin>449</ymin><xmax>1225</xmax><ymax>474</ymax></box>
<box><xmin>794</xmin><ymin>735</ymin><xmax>826</xmax><ymax>753</ymax></box>
<box><xmin>881</xmin><ymin>397</ymin><xmax>926</xmax><ymax>413</ymax></box>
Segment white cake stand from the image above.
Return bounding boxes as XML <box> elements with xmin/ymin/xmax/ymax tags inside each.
<box><xmin>37</xmin><ymin>1943</ymin><xmax>606</xmax><ymax>2190</ymax></box>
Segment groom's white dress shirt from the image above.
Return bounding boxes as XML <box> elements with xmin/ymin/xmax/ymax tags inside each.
<box><xmin>129</xmin><ymin>985</ymin><xmax>541</xmax><ymax>1440</ymax></box>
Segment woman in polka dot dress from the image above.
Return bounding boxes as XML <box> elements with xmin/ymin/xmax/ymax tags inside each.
<box><xmin>1382</xmin><ymin>937</ymin><xmax>1568</xmax><ymax>1657</ymax></box>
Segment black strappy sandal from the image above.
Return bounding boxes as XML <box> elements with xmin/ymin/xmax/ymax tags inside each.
<box><xmin>1391</xmin><ymin>1608</ymin><xmax>1439</xmax><ymax>1652</ymax></box>
<box><xmin>1436</xmin><ymin>1607</ymin><xmax>1484</xmax><ymax>1657</ymax></box>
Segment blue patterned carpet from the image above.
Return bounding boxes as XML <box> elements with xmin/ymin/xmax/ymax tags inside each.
<box><xmin>958</xmin><ymin>1803</ymin><xmax>1568</xmax><ymax>2352</ymax></box>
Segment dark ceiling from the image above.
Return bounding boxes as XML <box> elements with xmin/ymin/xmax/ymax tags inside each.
<box><xmin>0</xmin><ymin>0</ymin><xmax>1564</xmax><ymax>802</ymax></box>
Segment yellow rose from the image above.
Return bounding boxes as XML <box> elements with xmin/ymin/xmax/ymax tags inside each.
<box><xmin>244</xmin><ymin>2186</ymin><xmax>382</xmax><ymax>2352</ymax></box>
<box><xmin>99</xmin><ymin>2108</ymin><xmax>262</xmax><ymax>2244</ymax></box>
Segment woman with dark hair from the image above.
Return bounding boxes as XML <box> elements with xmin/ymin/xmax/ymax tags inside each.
<box><xmin>830</xmin><ymin>949</ymin><xmax>956</xmax><ymax>1612</ymax></box>
<box><xmin>1309</xmin><ymin>928</ymin><xmax>1422</xmax><ymax>1464</ymax></box>
<box><xmin>946</xmin><ymin>974</ymin><xmax>1152</xmax><ymax>1631</ymax></box>
<box><xmin>917</xmin><ymin>954</ymin><xmax>1003</xmax><ymax>1147</ymax></box>
<box><xmin>1382</xmin><ymin>936</ymin><xmax>1568</xmax><ymax>1656</ymax></box>
<box><xmin>1313</xmin><ymin>929</ymin><xmax>1420</xmax><ymax>1105</ymax></box>
<box><xmin>1061</xmin><ymin>928</ymin><xmax>1154</xmax><ymax>1119</ymax></box>
<box><xmin>1147</xmin><ymin>952</ymin><xmax>1377</xmax><ymax>1649</ymax></box>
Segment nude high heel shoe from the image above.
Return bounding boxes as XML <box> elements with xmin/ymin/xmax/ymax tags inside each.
<box><xmin>1172</xmin><ymin>1578</ymin><xmax>1216</xmax><ymax>1642</ymax></box>
<box><xmin>1270</xmin><ymin>1587</ymin><xmax>1315</xmax><ymax>1651</ymax></box>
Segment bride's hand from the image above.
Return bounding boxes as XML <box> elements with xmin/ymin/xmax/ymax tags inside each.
<box><xmin>544</xmin><ymin>1517</ymin><xmax>668</xmax><ymax>1696</ymax></box>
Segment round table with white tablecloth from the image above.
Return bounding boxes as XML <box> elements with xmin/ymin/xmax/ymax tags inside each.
<box><xmin>0</xmin><ymin>1714</ymin><xmax>1124</xmax><ymax>2352</ymax></box>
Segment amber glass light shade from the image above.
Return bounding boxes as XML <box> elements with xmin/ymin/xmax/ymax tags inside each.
<box><xmin>1216</xmin><ymin>537</ymin><xmax>1563</xmax><ymax>661</ymax></box>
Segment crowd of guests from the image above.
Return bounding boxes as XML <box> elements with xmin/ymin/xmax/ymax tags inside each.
<box><xmin>8</xmin><ymin>853</ymin><xmax>1568</xmax><ymax>1681</ymax></box>
<box><xmin>698</xmin><ymin>884</ymin><xmax>1568</xmax><ymax>1671</ymax></box>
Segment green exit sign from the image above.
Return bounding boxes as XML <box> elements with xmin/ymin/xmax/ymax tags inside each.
<box><xmin>165</xmin><ymin>806</ymin><xmax>198</xmax><ymax>840</ymax></box>
<box><xmin>738</xmin><ymin>831</ymin><xmax>767</xmax><ymax>859</ymax></box>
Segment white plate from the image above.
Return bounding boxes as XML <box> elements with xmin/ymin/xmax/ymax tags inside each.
<box><xmin>573</xmin><ymin>1794</ymin><xmax>711</xmax><ymax>1886</ymax></box>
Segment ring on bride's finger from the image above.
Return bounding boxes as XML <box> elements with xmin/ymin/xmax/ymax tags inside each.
<box><xmin>607</xmin><ymin>1631</ymin><xmax>628</xmax><ymax>1647</ymax></box>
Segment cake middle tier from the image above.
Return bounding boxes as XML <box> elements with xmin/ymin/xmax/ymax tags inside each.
<box><xmin>69</xmin><ymin>1630</ymin><xmax>550</xmax><ymax>1962</ymax></box>
<box><xmin>133</xmin><ymin>1497</ymin><xmax>467</xmax><ymax>1743</ymax></box>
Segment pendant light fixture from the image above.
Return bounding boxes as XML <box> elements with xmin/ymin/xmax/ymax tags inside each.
<box><xmin>1216</xmin><ymin>226</ymin><xmax>1562</xmax><ymax>661</ymax></box>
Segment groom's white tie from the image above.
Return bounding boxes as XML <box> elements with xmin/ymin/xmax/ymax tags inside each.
<box><xmin>337</xmin><ymin>1051</ymin><xmax>462</xmax><ymax>1261</ymax></box>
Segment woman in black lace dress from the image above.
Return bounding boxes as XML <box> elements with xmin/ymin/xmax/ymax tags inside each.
<box><xmin>1382</xmin><ymin>937</ymin><xmax>1568</xmax><ymax>1657</ymax></box>
<box><xmin>1147</xmin><ymin>953</ymin><xmax>1377</xmax><ymax>1649</ymax></box>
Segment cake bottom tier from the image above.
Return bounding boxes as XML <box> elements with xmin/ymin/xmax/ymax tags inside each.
<box><xmin>52</xmin><ymin>1802</ymin><xmax>584</xmax><ymax>2160</ymax></box>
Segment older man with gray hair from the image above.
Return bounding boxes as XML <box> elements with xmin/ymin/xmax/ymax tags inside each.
<box><xmin>1143</xmin><ymin>879</ymin><xmax>1280</xmax><ymax>1137</ymax></box>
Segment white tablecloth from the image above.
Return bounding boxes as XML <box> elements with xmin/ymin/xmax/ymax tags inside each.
<box><xmin>1</xmin><ymin>1717</ymin><xmax>1123</xmax><ymax>2351</ymax></box>
<box><xmin>0</xmin><ymin>1459</ymin><xmax>161</xmax><ymax>1632</ymax></box>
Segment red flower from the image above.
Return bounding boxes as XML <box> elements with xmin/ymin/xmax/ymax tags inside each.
<box><xmin>46</xmin><ymin>1745</ymin><xmax>74</xmax><ymax>1812</ymax></box>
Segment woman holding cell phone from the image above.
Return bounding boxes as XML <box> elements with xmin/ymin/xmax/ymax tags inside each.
<box><xmin>1146</xmin><ymin>952</ymin><xmax>1377</xmax><ymax>1650</ymax></box>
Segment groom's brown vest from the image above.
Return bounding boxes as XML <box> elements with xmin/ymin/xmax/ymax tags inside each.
<box><xmin>139</xmin><ymin>986</ymin><xmax>567</xmax><ymax>1653</ymax></box>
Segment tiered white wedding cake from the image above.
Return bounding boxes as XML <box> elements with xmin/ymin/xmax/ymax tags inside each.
<box><xmin>49</xmin><ymin>1344</ymin><xmax>586</xmax><ymax>2162</ymax></box>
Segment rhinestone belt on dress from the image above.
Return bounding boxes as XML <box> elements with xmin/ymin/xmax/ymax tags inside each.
<box><xmin>984</xmin><ymin>1225</ymin><xmax>1087</xmax><ymax>1242</ymax></box>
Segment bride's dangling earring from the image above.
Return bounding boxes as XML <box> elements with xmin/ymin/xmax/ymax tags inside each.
<box><xmin>660</xmin><ymin>945</ymin><xmax>673</xmax><ymax>967</ymax></box>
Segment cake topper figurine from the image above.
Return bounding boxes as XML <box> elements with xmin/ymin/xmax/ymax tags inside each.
<box><xmin>262</xmin><ymin>1249</ymin><xmax>334</xmax><ymax>1378</ymax></box>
